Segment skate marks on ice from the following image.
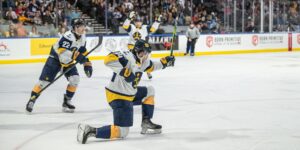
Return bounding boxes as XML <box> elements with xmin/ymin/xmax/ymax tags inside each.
<box><xmin>10</xmin><ymin>109</ymin><xmax>110</xmax><ymax>150</ymax></box>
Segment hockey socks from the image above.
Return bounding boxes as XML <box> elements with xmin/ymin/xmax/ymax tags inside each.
<box><xmin>142</xmin><ymin>96</ymin><xmax>155</xmax><ymax>118</ymax></box>
<box><xmin>66</xmin><ymin>85</ymin><xmax>77</xmax><ymax>98</ymax></box>
<box><xmin>96</xmin><ymin>125</ymin><xmax>120</xmax><ymax>139</ymax></box>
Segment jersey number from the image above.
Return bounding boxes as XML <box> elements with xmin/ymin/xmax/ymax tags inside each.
<box><xmin>62</xmin><ymin>41</ymin><xmax>71</xmax><ymax>48</ymax></box>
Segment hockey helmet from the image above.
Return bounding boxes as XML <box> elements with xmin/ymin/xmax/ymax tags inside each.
<box><xmin>133</xmin><ymin>39</ymin><xmax>151</xmax><ymax>62</ymax></box>
<box><xmin>71</xmin><ymin>18</ymin><xmax>85</xmax><ymax>30</ymax></box>
<box><xmin>134</xmin><ymin>39</ymin><xmax>151</xmax><ymax>54</ymax></box>
<box><xmin>135</xmin><ymin>15</ymin><xmax>143</xmax><ymax>23</ymax></box>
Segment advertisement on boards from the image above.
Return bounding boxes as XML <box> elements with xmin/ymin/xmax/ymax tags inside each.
<box><xmin>0</xmin><ymin>39</ymin><xmax>30</xmax><ymax>59</ymax></box>
<box><xmin>179</xmin><ymin>33</ymin><xmax>288</xmax><ymax>52</ymax></box>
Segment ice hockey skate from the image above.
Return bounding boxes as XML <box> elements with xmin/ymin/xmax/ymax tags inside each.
<box><xmin>25</xmin><ymin>99</ymin><xmax>35</xmax><ymax>113</ymax></box>
<box><xmin>62</xmin><ymin>94</ymin><xmax>75</xmax><ymax>113</ymax></box>
<box><xmin>77</xmin><ymin>124</ymin><xmax>96</xmax><ymax>144</ymax></box>
<box><xmin>141</xmin><ymin>117</ymin><xmax>162</xmax><ymax>134</ymax></box>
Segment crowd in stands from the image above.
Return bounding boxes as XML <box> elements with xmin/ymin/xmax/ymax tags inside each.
<box><xmin>0</xmin><ymin>0</ymin><xmax>300</xmax><ymax>37</ymax></box>
<box><xmin>87</xmin><ymin>0</ymin><xmax>223</xmax><ymax>33</ymax></box>
<box><xmin>0</xmin><ymin>0</ymin><xmax>80</xmax><ymax>37</ymax></box>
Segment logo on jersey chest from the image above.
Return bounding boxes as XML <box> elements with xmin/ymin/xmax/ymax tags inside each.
<box><xmin>133</xmin><ymin>32</ymin><xmax>142</xmax><ymax>40</ymax></box>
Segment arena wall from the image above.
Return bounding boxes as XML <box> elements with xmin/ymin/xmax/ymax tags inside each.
<box><xmin>0</xmin><ymin>33</ymin><xmax>299</xmax><ymax>64</ymax></box>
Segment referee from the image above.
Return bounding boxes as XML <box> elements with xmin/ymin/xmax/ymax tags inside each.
<box><xmin>185</xmin><ymin>23</ymin><xmax>200</xmax><ymax>56</ymax></box>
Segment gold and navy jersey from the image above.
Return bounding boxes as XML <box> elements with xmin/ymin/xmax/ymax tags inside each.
<box><xmin>50</xmin><ymin>31</ymin><xmax>87</xmax><ymax>66</ymax></box>
<box><xmin>104</xmin><ymin>50</ymin><xmax>163</xmax><ymax>103</ymax></box>
<box><xmin>122</xmin><ymin>19</ymin><xmax>160</xmax><ymax>49</ymax></box>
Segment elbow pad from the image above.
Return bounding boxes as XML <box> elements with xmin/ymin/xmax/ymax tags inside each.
<box><xmin>119</xmin><ymin>68</ymin><xmax>135</xmax><ymax>82</ymax></box>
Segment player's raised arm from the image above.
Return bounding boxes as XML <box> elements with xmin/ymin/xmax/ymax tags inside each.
<box><xmin>122</xmin><ymin>11</ymin><xmax>136</xmax><ymax>32</ymax></box>
<box><xmin>147</xmin><ymin>14</ymin><xmax>162</xmax><ymax>33</ymax></box>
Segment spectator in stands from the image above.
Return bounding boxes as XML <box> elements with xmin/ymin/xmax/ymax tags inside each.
<box><xmin>111</xmin><ymin>7</ymin><xmax>122</xmax><ymax>33</ymax></box>
<box><xmin>15</xmin><ymin>5</ymin><xmax>23</xmax><ymax>17</ymax></box>
<box><xmin>15</xmin><ymin>21</ymin><xmax>28</xmax><ymax>37</ymax></box>
<box><xmin>170</xmin><ymin>4</ymin><xmax>178</xmax><ymax>24</ymax></box>
<box><xmin>124</xmin><ymin>0</ymin><xmax>134</xmax><ymax>12</ymax></box>
<box><xmin>64</xmin><ymin>3</ymin><xmax>73</xmax><ymax>25</ymax></box>
<box><xmin>29</xmin><ymin>25</ymin><xmax>40</xmax><ymax>37</ymax></box>
<box><xmin>287</xmin><ymin>22</ymin><xmax>295</xmax><ymax>32</ymax></box>
<box><xmin>206</xmin><ymin>13</ymin><xmax>217</xmax><ymax>33</ymax></box>
<box><xmin>33</xmin><ymin>11</ymin><xmax>42</xmax><ymax>25</ymax></box>
<box><xmin>27</xmin><ymin>0</ymin><xmax>40</xmax><ymax>19</ymax></box>
<box><xmin>95</xmin><ymin>0</ymin><xmax>106</xmax><ymax>25</ymax></box>
<box><xmin>6</xmin><ymin>7</ymin><xmax>18</xmax><ymax>22</ymax></box>
<box><xmin>113</xmin><ymin>7</ymin><xmax>123</xmax><ymax>22</ymax></box>
<box><xmin>3</xmin><ymin>0</ymin><xmax>16</xmax><ymax>9</ymax></box>
<box><xmin>18</xmin><ymin>11</ymin><xmax>31</xmax><ymax>25</ymax></box>
<box><xmin>0</xmin><ymin>26</ymin><xmax>4</xmax><ymax>37</ymax></box>
<box><xmin>245</xmin><ymin>18</ymin><xmax>256</xmax><ymax>32</ymax></box>
<box><xmin>199</xmin><ymin>16</ymin><xmax>208</xmax><ymax>33</ymax></box>
<box><xmin>56</xmin><ymin>9</ymin><xmax>65</xmax><ymax>26</ymax></box>
<box><xmin>44</xmin><ymin>23</ymin><xmax>57</xmax><ymax>37</ymax></box>
<box><xmin>58</xmin><ymin>25</ymin><xmax>67</xmax><ymax>37</ymax></box>
<box><xmin>43</xmin><ymin>10</ymin><xmax>54</xmax><ymax>25</ymax></box>
<box><xmin>185</xmin><ymin>23</ymin><xmax>199</xmax><ymax>56</ymax></box>
<box><xmin>4</xmin><ymin>23</ymin><xmax>16</xmax><ymax>37</ymax></box>
<box><xmin>70</xmin><ymin>7</ymin><xmax>81</xmax><ymax>22</ymax></box>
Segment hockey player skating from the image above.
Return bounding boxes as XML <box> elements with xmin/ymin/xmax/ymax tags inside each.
<box><xmin>122</xmin><ymin>11</ymin><xmax>162</xmax><ymax>79</ymax></box>
<box><xmin>77</xmin><ymin>40</ymin><xmax>175</xmax><ymax>144</ymax></box>
<box><xmin>26</xmin><ymin>18</ymin><xmax>93</xmax><ymax>113</ymax></box>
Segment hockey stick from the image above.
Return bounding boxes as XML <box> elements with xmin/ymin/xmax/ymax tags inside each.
<box><xmin>169</xmin><ymin>17</ymin><xmax>178</xmax><ymax>57</ymax></box>
<box><xmin>167</xmin><ymin>16</ymin><xmax>177</xmax><ymax>67</ymax></box>
<box><xmin>34</xmin><ymin>35</ymin><xmax>103</xmax><ymax>98</ymax></box>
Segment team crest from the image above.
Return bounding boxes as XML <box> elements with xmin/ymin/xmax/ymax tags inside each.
<box><xmin>133</xmin><ymin>32</ymin><xmax>142</xmax><ymax>40</ymax></box>
<box><xmin>297</xmin><ymin>34</ymin><xmax>300</xmax><ymax>44</ymax></box>
<box><xmin>252</xmin><ymin>35</ymin><xmax>259</xmax><ymax>46</ymax></box>
<box><xmin>206</xmin><ymin>36</ymin><xmax>213</xmax><ymax>48</ymax></box>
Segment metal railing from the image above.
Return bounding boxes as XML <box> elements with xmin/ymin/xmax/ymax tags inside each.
<box><xmin>1</xmin><ymin>0</ymin><xmax>300</xmax><ymax>36</ymax></box>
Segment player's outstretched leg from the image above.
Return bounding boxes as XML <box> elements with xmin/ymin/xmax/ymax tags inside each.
<box><xmin>26</xmin><ymin>81</ymin><xmax>48</xmax><ymax>113</ymax></box>
<box><xmin>77</xmin><ymin>124</ymin><xmax>96</xmax><ymax>144</ymax></box>
<box><xmin>26</xmin><ymin>93</ymin><xmax>39</xmax><ymax>113</ymax></box>
<box><xmin>62</xmin><ymin>94</ymin><xmax>75</xmax><ymax>113</ymax></box>
<box><xmin>26</xmin><ymin>96</ymin><xmax>37</xmax><ymax>113</ymax></box>
<box><xmin>77</xmin><ymin>124</ymin><xmax>129</xmax><ymax>144</ymax></box>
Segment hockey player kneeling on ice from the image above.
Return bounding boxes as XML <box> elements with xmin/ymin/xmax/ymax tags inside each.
<box><xmin>25</xmin><ymin>18</ymin><xmax>93</xmax><ymax>113</ymax></box>
<box><xmin>77</xmin><ymin>40</ymin><xmax>175</xmax><ymax>144</ymax></box>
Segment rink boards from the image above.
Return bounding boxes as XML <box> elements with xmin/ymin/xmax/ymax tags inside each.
<box><xmin>0</xmin><ymin>33</ymin><xmax>300</xmax><ymax>64</ymax></box>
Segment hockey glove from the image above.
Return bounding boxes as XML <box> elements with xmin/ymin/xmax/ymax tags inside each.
<box><xmin>155</xmin><ymin>14</ymin><xmax>163</xmax><ymax>22</ymax></box>
<box><xmin>84</xmin><ymin>59</ymin><xmax>93</xmax><ymax>78</ymax></box>
<box><xmin>129</xmin><ymin>11</ymin><xmax>136</xmax><ymax>20</ymax></box>
<box><xmin>72</xmin><ymin>51</ymin><xmax>87</xmax><ymax>64</ymax></box>
<box><xmin>160</xmin><ymin>56</ymin><xmax>175</xmax><ymax>69</ymax></box>
<box><xmin>119</xmin><ymin>67</ymin><xmax>135</xmax><ymax>82</ymax></box>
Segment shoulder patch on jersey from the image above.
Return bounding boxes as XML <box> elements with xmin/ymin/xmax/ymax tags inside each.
<box><xmin>119</xmin><ymin>56</ymin><xmax>128</xmax><ymax>67</ymax></box>
<box><xmin>104</xmin><ymin>53</ymin><xmax>119</xmax><ymax>65</ymax></box>
<box><xmin>58</xmin><ymin>36</ymin><xmax>73</xmax><ymax>50</ymax></box>
<box><xmin>104</xmin><ymin>52</ymin><xmax>129</xmax><ymax>67</ymax></box>
<box><xmin>63</xmin><ymin>31</ymin><xmax>76</xmax><ymax>41</ymax></box>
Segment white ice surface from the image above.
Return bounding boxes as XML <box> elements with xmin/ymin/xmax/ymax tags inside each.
<box><xmin>1</xmin><ymin>52</ymin><xmax>300</xmax><ymax>150</ymax></box>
